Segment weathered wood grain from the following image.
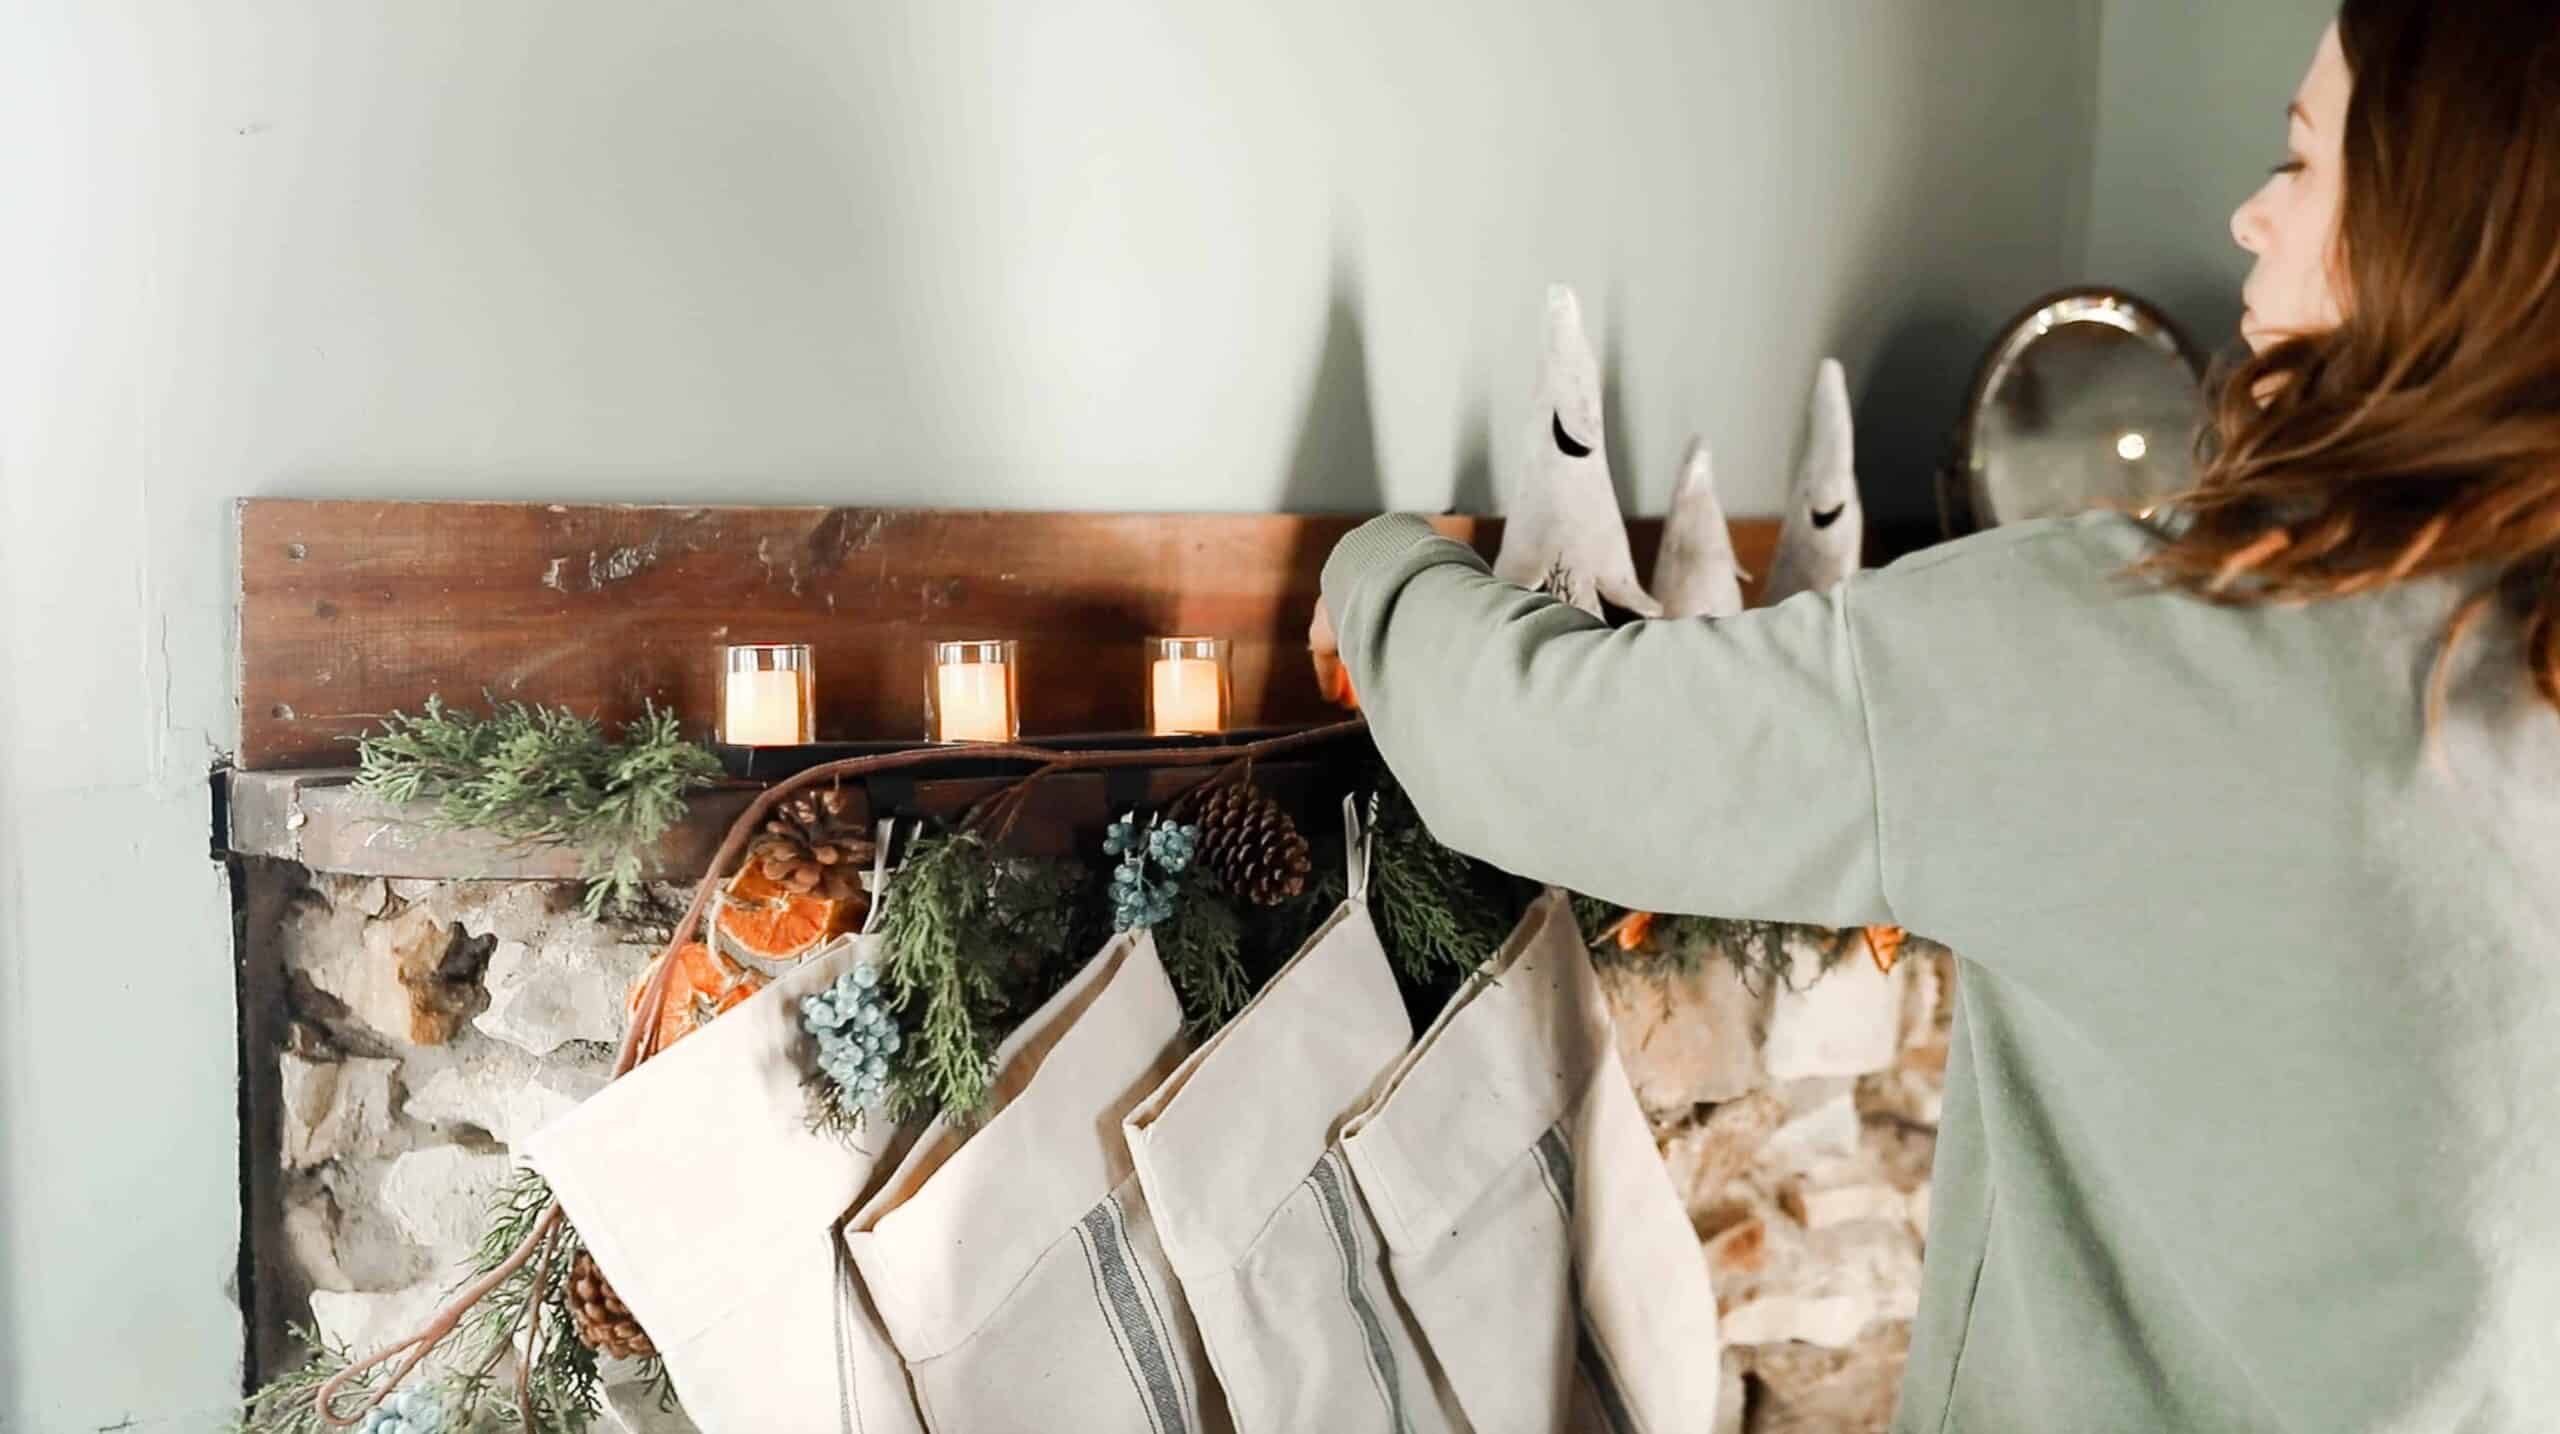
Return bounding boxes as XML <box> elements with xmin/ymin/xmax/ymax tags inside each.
<box><xmin>236</xmin><ymin>502</ymin><xmax>1780</xmax><ymax>770</ymax></box>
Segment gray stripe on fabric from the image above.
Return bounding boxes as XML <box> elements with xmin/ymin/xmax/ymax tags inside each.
<box><xmin>1080</xmin><ymin>1194</ymin><xmax>1192</xmax><ymax>1434</ymax></box>
<box><xmin>1576</xmin><ymin>1321</ymin><xmax>1644</xmax><ymax>1434</ymax></box>
<box><xmin>1308</xmin><ymin>1150</ymin><xmax>1415</xmax><ymax>1434</ymax></box>
<box><xmin>1073</xmin><ymin>1216</ymin><xmax>1159</xmax><ymax>1433</ymax></box>
<box><xmin>1113</xmin><ymin>1194</ymin><xmax>1201</xmax><ymax>1425</ymax></box>
<box><xmin>1533</xmin><ymin>1123</ymin><xmax>1576</xmax><ymax>1216</ymax></box>
<box><xmin>1534</xmin><ymin>1122</ymin><xmax>1643</xmax><ymax>1434</ymax></box>
<box><xmin>834</xmin><ymin>1243</ymin><xmax>862</xmax><ymax>1434</ymax></box>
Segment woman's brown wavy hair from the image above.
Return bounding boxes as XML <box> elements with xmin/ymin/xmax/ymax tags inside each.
<box><xmin>2134</xmin><ymin>0</ymin><xmax>2560</xmax><ymax>719</ymax></box>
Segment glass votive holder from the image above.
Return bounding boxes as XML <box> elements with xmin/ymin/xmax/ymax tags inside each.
<box><xmin>929</xmin><ymin>639</ymin><xmax>1019</xmax><ymax>743</ymax></box>
<box><xmin>720</xmin><ymin>643</ymin><xmax>816</xmax><ymax>746</ymax></box>
<box><xmin>1148</xmin><ymin>636</ymin><xmax>1231</xmax><ymax>736</ymax></box>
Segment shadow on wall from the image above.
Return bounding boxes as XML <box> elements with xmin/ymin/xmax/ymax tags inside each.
<box><xmin>2145</xmin><ymin>274</ymin><xmax>2245</xmax><ymax>360</ymax></box>
<box><xmin>1449</xmin><ymin>398</ymin><xmax>1496</xmax><ymax>518</ymax></box>
<box><xmin>1600</xmin><ymin>285</ymin><xmax>1644</xmax><ymax>522</ymax></box>
<box><xmin>1857</xmin><ymin>286</ymin><xmax>2239</xmax><ymax>542</ymax></box>
<box><xmin>1855</xmin><ymin>306</ymin><xmax>1985</xmax><ymax>535</ymax></box>
<box><xmin>1274</xmin><ymin>287</ymin><xmax>2035</xmax><ymax>558</ymax></box>
<box><xmin>1804</xmin><ymin>0</ymin><xmax>2109</xmax><ymax>533</ymax></box>
<box><xmin>1279</xmin><ymin>263</ymin><xmax>1386</xmax><ymax>518</ymax></box>
<box><xmin>1276</xmin><ymin>272</ymin><xmax>1645</xmax><ymax>529</ymax></box>
<box><xmin>1275</xmin><ymin>262</ymin><xmax>1386</xmax><ymax>688</ymax></box>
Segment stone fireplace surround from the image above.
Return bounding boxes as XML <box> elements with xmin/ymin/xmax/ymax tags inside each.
<box><xmin>228</xmin><ymin>768</ymin><xmax>1952</xmax><ymax>1434</ymax></box>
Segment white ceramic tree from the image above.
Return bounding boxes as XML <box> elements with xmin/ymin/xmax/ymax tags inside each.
<box><xmin>1762</xmin><ymin>358</ymin><xmax>1865</xmax><ymax>604</ymax></box>
<box><xmin>1493</xmin><ymin>285</ymin><xmax>1661</xmax><ymax>618</ymax></box>
<box><xmin>1650</xmin><ymin>438</ymin><xmax>1745</xmax><ymax>620</ymax></box>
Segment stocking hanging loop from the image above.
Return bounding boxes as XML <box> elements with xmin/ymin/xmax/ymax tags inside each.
<box><xmin>859</xmin><ymin>817</ymin><xmax>897</xmax><ymax>937</ymax></box>
<box><xmin>1343</xmin><ymin>790</ymin><xmax>1376</xmax><ymax>902</ymax></box>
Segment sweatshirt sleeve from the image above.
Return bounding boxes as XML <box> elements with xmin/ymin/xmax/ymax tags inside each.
<box><xmin>1321</xmin><ymin>513</ymin><xmax>1892</xmax><ymax>927</ymax></box>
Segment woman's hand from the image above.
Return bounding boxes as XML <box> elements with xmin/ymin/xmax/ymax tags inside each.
<box><xmin>1309</xmin><ymin>596</ymin><xmax>1357</xmax><ymax>709</ymax></box>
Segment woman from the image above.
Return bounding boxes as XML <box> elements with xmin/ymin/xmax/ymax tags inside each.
<box><xmin>1312</xmin><ymin>4</ymin><xmax>2559</xmax><ymax>1430</ymax></box>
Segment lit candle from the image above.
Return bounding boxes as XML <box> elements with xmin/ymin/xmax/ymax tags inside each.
<box><xmin>720</xmin><ymin>644</ymin><xmax>814</xmax><ymax>746</ymax></box>
<box><xmin>1148</xmin><ymin>636</ymin><xmax>1231</xmax><ymax>736</ymax></box>
<box><xmin>931</xmin><ymin>640</ymin><xmax>1018</xmax><ymax>743</ymax></box>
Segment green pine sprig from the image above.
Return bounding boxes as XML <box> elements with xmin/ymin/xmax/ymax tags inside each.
<box><xmin>235</xmin><ymin>1167</ymin><xmax>612</xmax><ymax>1433</ymax></box>
<box><xmin>805</xmin><ymin>1076</ymin><xmax>871</xmax><ymax>1143</ymax></box>
<box><xmin>985</xmin><ymin>852</ymin><xmax>1101</xmax><ymax>1012</ymax></box>
<box><xmin>451</xmin><ymin>1167</ymin><xmax>602</xmax><ymax>1431</ymax></box>
<box><xmin>352</xmin><ymin>696</ymin><xmax>722</xmax><ymax>918</ymax></box>
<box><xmin>1368</xmin><ymin>777</ymin><xmax>1525</xmax><ymax>986</ymax></box>
<box><xmin>878</xmin><ymin>829</ymin><xmax>1013</xmax><ymax>1123</ymax></box>
<box><xmin>230</xmin><ymin>1325</ymin><xmax>376</xmax><ymax>1434</ymax></box>
<box><xmin>1153</xmin><ymin>866</ymin><xmax>1250</xmax><ymax>1032</ymax></box>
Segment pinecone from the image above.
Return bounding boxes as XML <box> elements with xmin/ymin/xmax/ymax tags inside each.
<box><xmin>749</xmin><ymin>786</ymin><xmax>875</xmax><ymax>904</ymax></box>
<box><xmin>1191</xmin><ymin>781</ymin><xmax>1312</xmax><ymax>906</ymax></box>
<box><xmin>566</xmin><ymin>1248</ymin><xmax>656</xmax><ymax>1361</ymax></box>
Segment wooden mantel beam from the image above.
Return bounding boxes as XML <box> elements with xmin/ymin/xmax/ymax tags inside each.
<box><xmin>236</xmin><ymin>502</ymin><xmax>1781</xmax><ymax>771</ymax></box>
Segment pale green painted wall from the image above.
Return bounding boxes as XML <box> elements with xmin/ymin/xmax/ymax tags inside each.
<box><xmin>2</xmin><ymin>3</ymin><xmax>2357</xmax><ymax>1428</ymax></box>
<box><xmin>2084</xmin><ymin>0</ymin><xmax>2339</xmax><ymax>348</ymax></box>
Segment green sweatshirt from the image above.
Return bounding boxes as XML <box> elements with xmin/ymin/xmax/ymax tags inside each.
<box><xmin>1322</xmin><ymin>510</ymin><xmax>2560</xmax><ymax>1434</ymax></box>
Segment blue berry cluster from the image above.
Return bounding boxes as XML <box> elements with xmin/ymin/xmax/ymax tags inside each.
<box><xmin>1105</xmin><ymin>813</ymin><xmax>1197</xmax><ymax>931</ymax></box>
<box><xmin>358</xmin><ymin>1388</ymin><xmax>453</xmax><ymax>1434</ymax></box>
<box><xmin>800</xmin><ymin>960</ymin><xmax>901</xmax><ymax>1111</ymax></box>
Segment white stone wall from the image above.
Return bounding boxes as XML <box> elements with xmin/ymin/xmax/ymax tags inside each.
<box><xmin>255</xmin><ymin>869</ymin><xmax>1949</xmax><ymax>1434</ymax></box>
<box><xmin>1605</xmin><ymin>937</ymin><xmax>1954</xmax><ymax>1432</ymax></box>
<box><xmin>257</xmin><ymin>870</ymin><xmax>677</xmax><ymax>1425</ymax></box>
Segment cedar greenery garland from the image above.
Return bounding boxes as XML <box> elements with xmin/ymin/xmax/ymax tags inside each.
<box><xmin>1152</xmin><ymin>866</ymin><xmax>1251</xmax><ymax>1032</ymax></box>
<box><xmin>1366</xmin><ymin>777</ymin><xmax>1530</xmax><ymax>985</ymax></box>
<box><xmin>850</xmin><ymin>768</ymin><xmax>1559</xmax><ymax>1122</ymax></box>
<box><xmin>232</xmin><ymin>1325</ymin><xmax>377</xmax><ymax>1434</ymax></box>
<box><xmin>265</xmin><ymin>719</ymin><xmax>1900</xmax><ymax>1433</ymax></box>
<box><xmin>860</xmin><ymin>766</ymin><xmax>1543</xmax><ymax>1119</ymax></box>
<box><xmin>451</xmin><ymin>1167</ymin><xmax>606</xmax><ymax>1429</ymax></box>
<box><xmin>870</xmin><ymin>822</ymin><xmax>1270</xmax><ymax>1119</ymax></box>
<box><xmin>875</xmin><ymin>828</ymin><xmax>1020</xmax><ymax>1123</ymax></box>
<box><xmin>869</xmin><ymin>828</ymin><xmax>1101</xmax><ymax>1123</ymax></box>
<box><xmin>1578</xmin><ymin>901</ymin><xmax>1868</xmax><ymax>993</ymax></box>
<box><xmin>351</xmin><ymin>696</ymin><xmax>723</xmax><ymax>918</ymax></box>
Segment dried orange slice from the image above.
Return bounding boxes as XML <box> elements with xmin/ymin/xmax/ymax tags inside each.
<box><xmin>1615</xmin><ymin>910</ymin><xmax>1658</xmax><ymax>952</ymax></box>
<box><xmin>711</xmin><ymin>864</ymin><xmax>860</xmax><ymax>970</ymax></box>
<box><xmin>626</xmin><ymin>941</ymin><xmax>765</xmax><ymax>1054</ymax></box>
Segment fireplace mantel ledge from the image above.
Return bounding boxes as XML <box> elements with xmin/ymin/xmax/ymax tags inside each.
<box><xmin>221</xmin><ymin>758</ymin><xmax>1275</xmax><ymax>878</ymax></box>
<box><xmin>222</xmin><ymin>768</ymin><xmax>762</xmax><ymax>881</ymax></box>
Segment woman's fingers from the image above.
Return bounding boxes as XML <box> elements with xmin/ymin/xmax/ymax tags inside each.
<box><xmin>1309</xmin><ymin>598</ymin><xmax>1358</xmax><ymax>709</ymax></box>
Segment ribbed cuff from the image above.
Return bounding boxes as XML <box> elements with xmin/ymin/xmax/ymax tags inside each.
<box><xmin>1321</xmin><ymin>513</ymin><xmax>1480</xmax><ymax>636</ymax></box>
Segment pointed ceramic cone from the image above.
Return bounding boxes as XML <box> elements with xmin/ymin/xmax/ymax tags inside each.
<box><xmin>1762</xmin><ymin>358</ymin><xmax>1865</xmax><ymax>604</ymax></box>
<box><xmin>1492</xmin><ymin>284</ymin><xmax>1660</xmax><ymax>618</ymax></box>
<box><xmin>1651</xmin><ymin>438</ymin><xmax>1745</xmax><ymax>620</ymax></box>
